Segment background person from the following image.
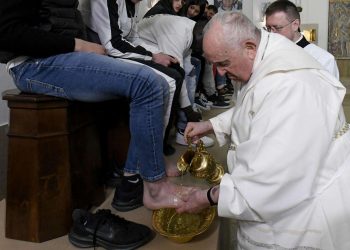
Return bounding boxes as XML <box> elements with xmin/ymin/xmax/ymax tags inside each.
<box><xmin>0</xmin><ymin>0</ymin><xmax>190</xmax><ymax>215</ymax></box>
<box><xmin>264</xmin><ymin>0</ymin><xmax>339</xmax><ymax>79</ymax></box>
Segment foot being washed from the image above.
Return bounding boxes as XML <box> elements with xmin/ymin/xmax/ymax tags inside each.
<box><xmin>143</xmin><ymin>178</ymin><xmax>194</xmax><ymax>210</ymax></box>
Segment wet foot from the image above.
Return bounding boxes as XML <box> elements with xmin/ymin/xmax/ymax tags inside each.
<box><xmin>143</xmin><ymin>178</ymin><xmax>193</xmax><ymax>210</ymax></box>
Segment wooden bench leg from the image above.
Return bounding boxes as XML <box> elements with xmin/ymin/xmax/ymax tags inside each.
<box><xmin>3</xmin><ymin>90</ymin><xmax>106</xmax><ymax>242</ymax></box>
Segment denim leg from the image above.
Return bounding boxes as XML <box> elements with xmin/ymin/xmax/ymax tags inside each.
<box><xmin>191</xmin><ymin>56</ymin><xmax>201</xmax><ymax>87</ymax></box>
<box><xmin>9</xmin><ymin>52</ymin><xmax>168</xmax><ymax>181</ymax></box>
<box><xmin>215</xmin><ymin>73</ymin><xmax>227</xmax><ymax>89</ymax></box>
<box><xmin>202</xmin><ymin>60</ymin><xmax>216</xmax><ymax>96</ymax></box>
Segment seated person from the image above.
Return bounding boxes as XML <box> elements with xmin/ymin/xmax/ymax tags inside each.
<box><xmin>205</xmin><ymin>4</ymin><xmax>218</xmax><ymax>20</ymax></box>
<box><xmin>79</xmin><ymin>0</ymin><xmax>185</xmax><ymax>155</ymax></box>
<box><xmin>179</xmin><ymin>0</ymin><xmax>206</xmax><ymax>21</ymax></box>
<box><xmin>138</xmin><ymin>15</ymin><xmax>215</xmax><ymax>147</ymax></box>
<box><xmin>0</xmin><ymin>0</ymin><xmax>191</xmax><ymax>216</ymax></box>
<box><xmin>264</xmin><ymin>0</ymin><xmax>339</xmax><ymax>79</ymax></box>
<box><xmin>144</xmin><ymin>0</ymin><xmax>184</xmax><ymax>18</ymax></box>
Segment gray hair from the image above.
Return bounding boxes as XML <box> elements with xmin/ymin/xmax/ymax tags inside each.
<box><xmin>203</xmin><ymin>11</ymin><xmax>260</xmax><ymax>50</ymax></box>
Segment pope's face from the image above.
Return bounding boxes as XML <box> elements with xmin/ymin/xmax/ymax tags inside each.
<box><xmin>203</xmin><ymin>22</ymin><xmax>256</xmax><ymax>83</ymax></box>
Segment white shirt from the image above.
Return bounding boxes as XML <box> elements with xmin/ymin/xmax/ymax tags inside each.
<box><xmin>210</xmin><ymin>30</ymin><xmax>350</xmax><ymax>249</ymax></box>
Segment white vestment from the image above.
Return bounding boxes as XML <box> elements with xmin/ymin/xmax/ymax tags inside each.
<box><xmin>210</xmin><ymin>30</ymin><xmax>350</xmax><ymax>249</ymax></box>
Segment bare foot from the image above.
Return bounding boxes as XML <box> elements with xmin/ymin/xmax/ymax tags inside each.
<box><xmin>143</xmin><ymin>178</ymin><xmax>193</xmax><ymax>210</ymax></box>
<box><xmin>164</xmin><ymin>157</ymin><xmax>182</xmax><ymax>177</ymax></box>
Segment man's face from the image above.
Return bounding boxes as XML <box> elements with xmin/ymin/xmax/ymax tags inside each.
<box><xmin>203</xmin><ymin>22</ymin><xmax>256</xmax><ymax>83</ymax></box>
<box><xmin>265</xmin><ymin>11</ymin><xmax>299</xmax><ymax>41</ymax></box>
<box><xmin>206</xmin><ymin>9</ymin><xmax>216</xmax><ymax>20</ymax></box>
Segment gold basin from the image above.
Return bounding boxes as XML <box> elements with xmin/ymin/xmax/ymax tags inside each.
<box><xmin>152</xmin><ymin>207</ymin><xmax>216</xmax><ymax>243</ymax></box>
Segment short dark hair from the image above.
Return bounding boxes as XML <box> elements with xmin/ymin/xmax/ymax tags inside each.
<box><xmin>207</xmin><ymin>5</ymin><xmax>218</xmax><ymax>13</ymax></box>
<box><xmin>265</xmin><ymin>0</ymin><xmax>300</xmax><ymax>22</ymax></box>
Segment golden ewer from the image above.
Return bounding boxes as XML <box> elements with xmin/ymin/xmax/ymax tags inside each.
<box><xmin>177</xmin><ymin>139</ymin><xmax>224</xmax><ymax>185</ymax></box>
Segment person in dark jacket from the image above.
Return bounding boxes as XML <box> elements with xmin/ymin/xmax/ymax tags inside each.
<box><xmin>179</xmin><ymin>0</ymin><xmax>206</xmax><ymax>21</ymax></box>
<box><xmin>143</xmin><ymin>0</ymin><xmax>184</xmax><ymax>18</ymax></box>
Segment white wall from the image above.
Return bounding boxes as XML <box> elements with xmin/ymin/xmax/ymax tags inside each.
<box><xmin>298</xmin><ymin>0</ymin><xmax>328</xmax><ymax>50</ymax></box>
<box><xmin>0</xmin><ymin>65</ymin><xmax>15</xmax><ymax>126</ymax></box>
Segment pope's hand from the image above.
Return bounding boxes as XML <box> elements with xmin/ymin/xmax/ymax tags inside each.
<box><xmin>175</xmin><ymin>188</ymin><xmax>210</xmax><ymax>214</ymax></box>
<box><xmin>184</xmin><ymin>121</ymin><xmax>214</xmax><ymax>144</ymax></box>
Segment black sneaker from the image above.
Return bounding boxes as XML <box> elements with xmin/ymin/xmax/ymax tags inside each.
<box><xmin>112</xmin><ymin>174</ymin><xmax>143</xmax><ymax>212</ymax></box>
<box><xmin>207</xmin><ymin>94</ymin><xmax>231</xmax><ymax>109</ymax></box>
<box><xmin>163</xmin><ymin>143</ymin><xmax>176</xmax><ymax>156</ymax></box>
<box><xmin>68</xmin><ymin>209</ymin><xmax>154</xmax><ymax>250</ymax></box>
<box><xmin>217</xmin><ymin>86</ymin><xmax>234</xmax><ymax>97</ymax></box>
<box><xmin>105</xmin><ymin>160</ymin><xmax>124</xmax><ymax>188</ymax></box>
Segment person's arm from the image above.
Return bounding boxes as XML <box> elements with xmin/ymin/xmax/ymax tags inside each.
<box><xmin>90</xmin><ymin>0</ymin><xmax>153</xmax><ymax>60</ymax></box>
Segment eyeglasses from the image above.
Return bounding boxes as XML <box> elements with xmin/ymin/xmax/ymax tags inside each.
<box><xmin>264</xmin><ymin>19</ymin><xmax>297</xmax><ymax>33</ymax></box>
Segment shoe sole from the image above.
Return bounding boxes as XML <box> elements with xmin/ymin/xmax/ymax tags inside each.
<box><xmin>68</xmin><ymin>229</ymin><xmax>154</xmax><ymax>250</ymax></box>
<box><xmin>194</xmin><ymin>103</ymin><xmax>211</xmax><ymax>111</ymax></box>
<box><xmin>211</xmin><ymin>105</ymin><xmax>231</xmax><ymax>109</ymax></box>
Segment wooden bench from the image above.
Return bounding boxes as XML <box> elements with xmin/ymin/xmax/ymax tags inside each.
<box><xmin>2</xmin><ymin>89</ymin><xmax>130</xmax><ymax>242</ymax></box>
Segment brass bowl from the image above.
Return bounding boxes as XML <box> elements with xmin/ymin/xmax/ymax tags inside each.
<box><xmin>152</xmin><ymin>207</ymin><xmax>216</xmax><ymax>243</ymax></box>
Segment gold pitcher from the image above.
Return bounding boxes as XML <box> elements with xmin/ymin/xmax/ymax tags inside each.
<box><xmin>176</xmin><ymin>141</ymin><xmax>196</xmax><ymax>173</ymax></box>
<box><xmin>177</xmin><ymin>140</ymin><xmax>224</xmax><ymax>184</ymax></box>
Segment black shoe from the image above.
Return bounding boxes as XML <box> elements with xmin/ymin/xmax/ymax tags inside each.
<box><xmin>217</xmin><ymin>86</ymin><xmax>234</xmax><ymax>97</ymax></box>
<box><xmin>182</xmin><ymin>105</ymin><xmax>202</xmax><ymax>122</ymax></box>
<box><xmin>68</xmin><ymin>209</ymin><xmax>154</xmax><ymax>250</ymax></box>
<box><xmin>207</xmin><ymin>94</ymin><xmax>231</xmax><ymax>109</ymax></box>
<box><xmin>163</xmin><ymin>143</ymin><xmax>176</xmax><ymax>156</ymax></box>
<box><xmin>105</xmin><ymin>160</ymin><xmax>124</xmax><ymax>188</ymax></box>
<box><xmin>112</xmin><ymin>174</ymin><xmax>143</xmax><ymax>212</ymax></box>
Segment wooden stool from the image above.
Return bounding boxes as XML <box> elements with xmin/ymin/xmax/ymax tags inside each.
<box><xmin>2</xmin><ymin>89</ymin><xmax>130</xmax><ymax>242</ymax></box>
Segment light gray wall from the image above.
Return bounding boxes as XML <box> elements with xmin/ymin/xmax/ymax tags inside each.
<box><xmin>0</xmin><ymin>64</ymin><xmax>14</xmax><ymax>200</ymax></box>
<box><xmin>0</xmin><ymin>64</ymin><xmax>15</xmax><ymax>125</ymax></box>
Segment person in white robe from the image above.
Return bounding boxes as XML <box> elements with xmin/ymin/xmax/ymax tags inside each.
<box><xmin>177</xmin><ymin>11</ymin><xmax>350</xmax><ymax>250</ymax></box>
<box><xmin>264</xmin><ymin>0</ymin><xmax>339</xmax><ymax>79</ymax></box>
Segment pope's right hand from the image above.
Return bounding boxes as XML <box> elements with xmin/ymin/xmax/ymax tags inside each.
<box><xmin>184</xmin><ymin>121</ymin><xmax>214</xmax><ymax>144</ymax></box>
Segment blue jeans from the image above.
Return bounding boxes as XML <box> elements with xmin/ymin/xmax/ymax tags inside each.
<box><xmin>215</xmin><ymin>72</ymin><xmax>227</xmax><ymax>89</ymax></box>
<box><xmin>8</xmin><ymin>52</ymin><xmax>169</xmax><ymax>182</ymax></box>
